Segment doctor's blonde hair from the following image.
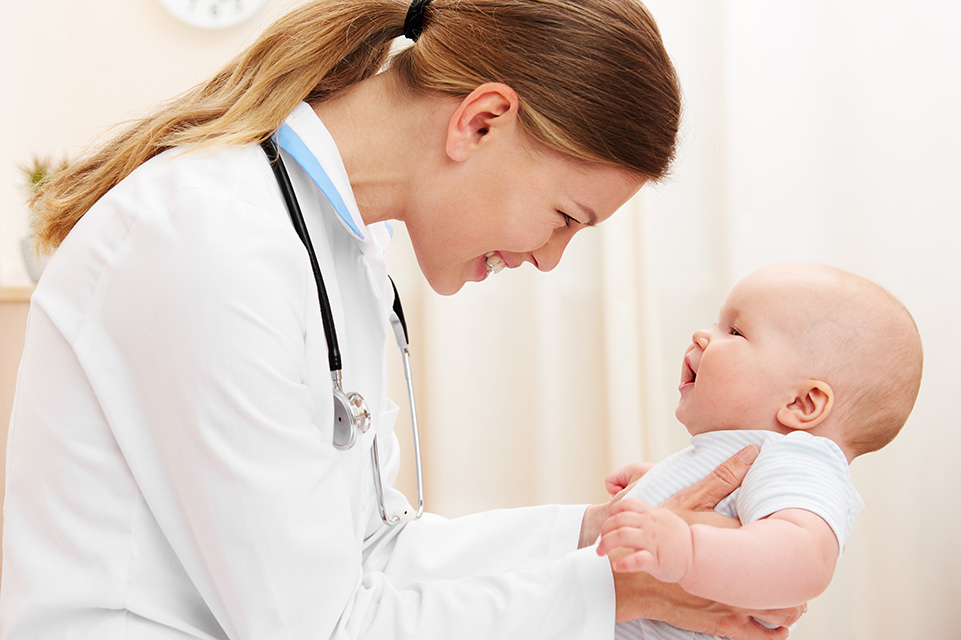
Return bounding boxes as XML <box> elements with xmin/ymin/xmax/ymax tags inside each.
<box><xmin>32</xmin><ymin>0</ymin><xmax>680</xmax><ymax>254</ymax></box>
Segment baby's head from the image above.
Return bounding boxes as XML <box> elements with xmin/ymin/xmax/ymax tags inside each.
<box><xmin>676</xmin><ymin>262</ymin><xmax>923</xmax><ymax>461</ymax></box>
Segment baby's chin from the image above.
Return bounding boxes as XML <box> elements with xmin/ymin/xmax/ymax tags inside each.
<box><xmin>677</xmin><ymin>412</ymin><xmax>729</xmax><ymax>437</ymax></box>
<box><xmin>675</xmin><ymin>405</ymin><xmax>696</xmax><ymax>432</ymax></box>
<box><xmin>676</xmin><ymin>413</ymin><xmax>707</xmax><ymax>436</ymax></box>
<box><xmin>682</xmin><ymin>423</ymin><xmax>712</xmax><ymax>437</ymax></box>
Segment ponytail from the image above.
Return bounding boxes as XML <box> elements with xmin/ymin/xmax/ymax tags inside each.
<box><xmin>34</xmin><ymin>0</ymin><xmax>680</xmax><ymax>255</ymax></box>
<box><xmin>33</xmin><ymin>0</ymin><xmax>409</xmax><ymax>253</ymax></box>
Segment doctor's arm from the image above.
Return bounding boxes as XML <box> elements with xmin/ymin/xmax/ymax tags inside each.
<box><xmin>381</xmin><ymin>445</ymin><xmax>802</xmax><ymax>639</ymax></box>
<box><xmin>100</xmin><ymin>182</ymin><xmax>610</xmax><ymax>640</ymax></box>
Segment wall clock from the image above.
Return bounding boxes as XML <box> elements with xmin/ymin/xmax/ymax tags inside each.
<box><xmin>160</xmin><ymin>0</ymin><xmax>268</xmax><ymax>30</ymax></box>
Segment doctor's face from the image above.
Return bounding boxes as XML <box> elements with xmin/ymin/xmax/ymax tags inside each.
<box><xmin>407</xmin><ymin>140</ymin><xmax>645</xmax><ymax>295</ymax></box>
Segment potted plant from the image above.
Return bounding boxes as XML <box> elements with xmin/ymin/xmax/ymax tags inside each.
<box><xmin>19</xmin><ymin>157</ymin><xmax>66</xmax><ymax>282</ymax></box>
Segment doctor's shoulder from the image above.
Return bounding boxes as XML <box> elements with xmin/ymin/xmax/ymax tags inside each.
<box><xmin>91</xmin><ymin>142</ymin><xmax>295</xmax><ymax>234</ymax></box>
<box><xmin>57</xmin><ymin>140</ymin><xmax>308</xmax><ymax>293</ymax></box>
<box><xmin>121</xmin><ymin>143</ymin><xmax>276</xmax><ymax>204</ymax></box>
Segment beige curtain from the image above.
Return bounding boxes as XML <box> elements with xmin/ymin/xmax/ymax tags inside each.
<box><xmin>388</xmin><ymin>2</ymin><xmax>961</xmax><ymax>638</ymax></box>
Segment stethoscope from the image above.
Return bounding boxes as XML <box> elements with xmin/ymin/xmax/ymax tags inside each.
<box><xmin>261</xmin><ymin>137</ymin><xmax>424</xmax><ymax>526</ymax></box>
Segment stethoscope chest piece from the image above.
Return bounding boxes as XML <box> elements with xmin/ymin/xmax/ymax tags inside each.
<box><xmin>332</xmin><ymin>384</ymin><xmax>371</xmax><ymax>450</ymax></box>
<box><xmin>261</xmin><ymin>136</ymin><xmax>423</xmax><ymax>524</ymax></box>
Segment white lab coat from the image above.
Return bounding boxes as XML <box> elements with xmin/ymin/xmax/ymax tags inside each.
<box><xmin>0</xmin><ymin>103</ymin><xmax>615</xmax><ymax>639</ymax></box>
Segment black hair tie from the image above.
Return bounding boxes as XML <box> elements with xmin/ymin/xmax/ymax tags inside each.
<box><xmin>404</xmin><ymin>0</ymin><xmax>433</xmax><ymax>42</ymax></box>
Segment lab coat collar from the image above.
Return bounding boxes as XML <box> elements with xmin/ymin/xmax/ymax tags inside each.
<box><xmin>275</xmin><ymin>102</ymin><xmax>376</xmax><ymax>244</ymax></box>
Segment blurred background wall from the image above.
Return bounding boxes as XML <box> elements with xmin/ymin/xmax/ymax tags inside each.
<box><xmin>2</xmin><ymin>1</ymin><xmax>959</xmax><ymax>638</ymax></box>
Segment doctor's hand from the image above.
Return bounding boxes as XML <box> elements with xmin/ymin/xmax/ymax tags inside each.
<box><xmin>604</xmin><ymin>445</ymin><xmax>807</xmax><ymax>638</ymax></box>
<box><xmin>579</xmin><ymin>445</ymin><xmax>759</xmax><ymax>548</ymax></box>
<box><xmin>661</xmin><ymin>444</ymin><xmax>760</xmax><ymax>528</ymax></box>
<box><xmin>579</xmin><ymin>474</ymin><xmax>640</xmax><ymax>549</ymax></box>
<box><xmin>580</xmin><ymin>461</ymin><xmax>653</xmax><ymax>548</ymax></box>
<box><xmin>610</xmin><ymin>558</ymin><xmax>803</xmax><ymax>639</ymax></box>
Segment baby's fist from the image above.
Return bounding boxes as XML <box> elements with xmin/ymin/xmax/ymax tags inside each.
<box><xmin>597</xmin><ymin>499</ymin><xmax>693</xmax><ymax>583</ymax></box>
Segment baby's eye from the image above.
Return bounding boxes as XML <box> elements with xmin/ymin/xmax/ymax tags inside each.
<box><xmin>729</xmin><ymin>326</ymin><xmax>743</xmax><ymax>337</ymax></box>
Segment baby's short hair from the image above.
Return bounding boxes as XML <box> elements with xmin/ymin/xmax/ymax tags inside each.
<box><xmin>797</xmin><ymin>266</ymin><xmax>923</xmax><ymax>457</ymax></box>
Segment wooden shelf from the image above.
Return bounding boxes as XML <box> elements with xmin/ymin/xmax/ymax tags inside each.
<box><xmin>0</xmin><ymin>286</ymin><xmax>34</xmax><ymax>303</ymax></box>
<box><xmin>1</xmin><ymin>288</ymin><xmax>32</xmax><ymax>579</ymax></box>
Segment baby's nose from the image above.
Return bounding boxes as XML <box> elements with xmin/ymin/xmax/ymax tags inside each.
<box><xmin>692</xmin><ymin>328</ymin><xmax>710</xmax><ymax>348</ymax></box>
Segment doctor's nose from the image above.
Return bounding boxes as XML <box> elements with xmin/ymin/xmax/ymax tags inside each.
<box><xmin>692</xmin><ymin>328</ymin><xmax>710</xmax><ymax>349</ymax></box>
<box><xmin>530</xmin><ymin>227</ymin><xmax>576</xmax><ymax>272</ymax></box>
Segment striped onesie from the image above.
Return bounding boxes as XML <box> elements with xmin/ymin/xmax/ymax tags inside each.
<box><xmin>614</xmin><ymin>430</ymin><xmax>863</xmax><ymax>640</ymax></box>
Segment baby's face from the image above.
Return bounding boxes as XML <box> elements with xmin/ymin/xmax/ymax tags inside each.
<box><xmin>676</xmin><ymin>267</ymin><xmax>818</xmax><ymax>436</ymax></box>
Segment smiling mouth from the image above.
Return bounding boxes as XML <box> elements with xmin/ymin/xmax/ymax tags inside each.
<box><xmin>485</xmin><ymin>252</ymin><xmax>506</xmax><ymax>275</ymax></box>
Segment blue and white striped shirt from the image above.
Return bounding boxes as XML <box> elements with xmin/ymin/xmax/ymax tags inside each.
<box><xmin>615</xmin><ymin>430</ymin><xmax>863</xmax><ymax>640</ymax></box>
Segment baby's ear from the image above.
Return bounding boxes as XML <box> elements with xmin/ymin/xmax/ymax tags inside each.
<box><xmin>776</xmin><ymin>380</ymin><xmax>834</xmax><ymax>431</ymax></box>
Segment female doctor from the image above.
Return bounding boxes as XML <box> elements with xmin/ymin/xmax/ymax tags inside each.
<box><xmin>1</xmin><ymin>1</ymin><xmax>801</xmax><ymax>638</ymax></box>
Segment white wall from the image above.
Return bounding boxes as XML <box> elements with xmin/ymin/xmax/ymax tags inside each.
<box><xmin>0</xmin><ymin>0</ymin><xmax>302</xmax><ymax>284</ymax></box>
<box><xmin>4</xmin><ymin>2</ymin><xmax>960</xmax><ymax>637</ymax></box>
<box><xmin>637</xmin><ymin>2</ymin><xmax>961</xmax><ymax>637</ymax></box>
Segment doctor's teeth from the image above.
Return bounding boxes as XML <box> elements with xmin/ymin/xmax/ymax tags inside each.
<box><xmin>485</xmin><ymin>252</ymin><xmax>506</xmax><ymax>274</ymax></box>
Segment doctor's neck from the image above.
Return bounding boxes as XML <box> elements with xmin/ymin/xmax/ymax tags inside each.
<box><xmin>312</xmin><ymin>72</ymin><xmax>454</xmax><ymax>227</ymax></box>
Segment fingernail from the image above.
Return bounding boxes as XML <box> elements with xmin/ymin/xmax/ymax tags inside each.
<box><xmin>736</xmin><ymin>446</ymin><xmax>759</xmax><ymax>464</ymax></box>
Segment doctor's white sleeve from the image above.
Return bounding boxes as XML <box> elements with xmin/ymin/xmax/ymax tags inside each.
<box><xmin>50</xmin><ymin>158</ymin><xmax>616</xmax><ymax>639</ymax></box>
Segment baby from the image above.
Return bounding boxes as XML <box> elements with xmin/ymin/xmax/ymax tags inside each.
<box><xmin>598</xmin><ymin>262</ymin><xmax>923</xmax><ymax>639</ymax></box>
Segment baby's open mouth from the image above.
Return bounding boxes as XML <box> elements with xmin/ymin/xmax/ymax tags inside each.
<box><xmin>680</xmin><ymin>357</ymin><xmax>696</xmax><ymax>389</ymax></box>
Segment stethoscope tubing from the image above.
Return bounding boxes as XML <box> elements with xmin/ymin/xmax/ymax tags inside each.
<box><xmin>261</xmin><ymin>136</ymin><xmax>424</xmax><ymax>525</ymax></box>
<box><xmin>261</xmin><ymin>137</ymin><xmax>342</xmax><ymax>373</ymax></box>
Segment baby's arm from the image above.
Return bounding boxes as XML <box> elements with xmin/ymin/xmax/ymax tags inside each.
<box><xmin>597</xmin><ymin>499</ymin><xmax>839</xmax><ymax>610</ymax></box>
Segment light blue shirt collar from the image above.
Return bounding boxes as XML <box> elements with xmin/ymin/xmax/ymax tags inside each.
<box><xmin>273</xmin><ymin>121</ymin><xmax>366</xmax><ymax>241</ymax></box>
<box><xmin>274</xmin><ymin>103</ymin><xmax>395</xmax><ymax>250</ymax></box>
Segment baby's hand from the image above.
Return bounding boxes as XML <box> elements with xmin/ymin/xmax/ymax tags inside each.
<box><xmin>596</xmin><ymin>499</ymin><xmax>694</xmax><ymax>584</ymax></box>
<box><xmin>604</xmin><ymin>462</ymin><xmax>656</xmax><ymax>496</ymax></box>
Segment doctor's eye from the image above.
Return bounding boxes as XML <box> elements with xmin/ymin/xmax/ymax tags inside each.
<box><xmin>557</xmin><ymin>210</ymin><xmax>577</xmax><ymax>228</ymax></box>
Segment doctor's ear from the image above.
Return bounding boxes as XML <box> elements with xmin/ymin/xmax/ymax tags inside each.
<box><xmin>445</xmin><ymin>83</ymin><xmax>520</xmax><ymax>162</ymax></box>
<box><xmin>776</xmin><ymin>380</ymin><xmax>834</xmax><ymax>431</ymax></box>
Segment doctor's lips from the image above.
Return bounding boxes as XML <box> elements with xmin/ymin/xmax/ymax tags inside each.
<box><xmin>485</xmin><ymin>252</ymin><xmax>506</xmax><ymax>275</ymax></box>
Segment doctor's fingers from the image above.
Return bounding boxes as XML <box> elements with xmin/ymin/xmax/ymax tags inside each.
<box><xmin>610</xmin><ymin>549</ymin><xmax>659</xmax><ymax>574</ymax></box>
<box><xmin>662</xmin><ymin>445</ymin><xmax>759</xmax><ymax>518</ymax></box>
<box><xmin>750</xmin><ymin>604</ymin><xmax>807</xmax><ymax>633</ymax></box>
<box><xmin>718</xmin><ymin>616</ymin><xmax>792</xmax><ymax>640</ymax></box>
<box><xmin>721</xmin><ymin>603</ymin><xmax>807</xmax><ymax>640</ymax></box>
